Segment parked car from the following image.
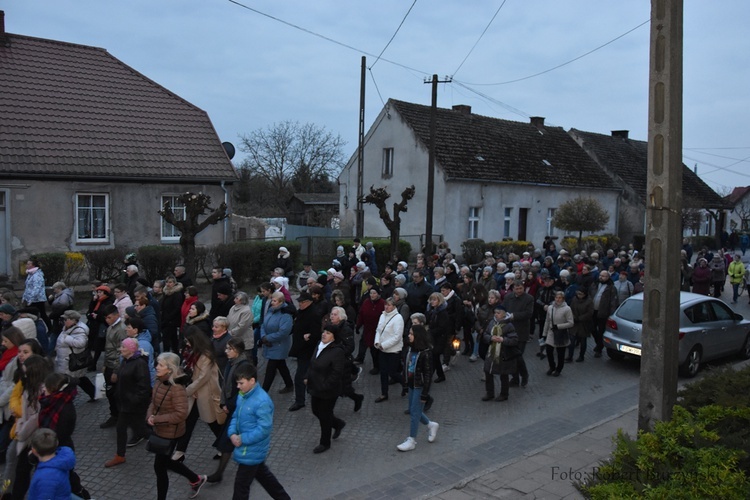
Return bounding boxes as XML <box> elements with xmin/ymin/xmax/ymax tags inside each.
<box><xmin>603</xmin><ymin>292</ymin><xmax>750</xmax><ymax>377</ymax></box>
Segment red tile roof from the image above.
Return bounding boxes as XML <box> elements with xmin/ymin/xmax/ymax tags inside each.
<box><xmin>0</xmin><ymin>32</ymin><xmax>237</xmax><ymax>182</ymax></box>
<box><xmin>726</xmin><ymin>186</ymin><xmax>750</xmax><ymax>206</ymax></box>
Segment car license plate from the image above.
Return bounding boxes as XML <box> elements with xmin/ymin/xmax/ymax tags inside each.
<box><xmin>619</xmin><ymin>345</ymin><xmax>641</xmax><ymax>356</ymax></box>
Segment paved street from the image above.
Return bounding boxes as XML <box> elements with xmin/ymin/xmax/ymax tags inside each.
<box><xmin>69</xmin><ymin>290</ymin><xmax>750</xmax><ymax>499</ymax></box>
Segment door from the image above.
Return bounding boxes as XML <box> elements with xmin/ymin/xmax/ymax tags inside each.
<box><xmin>0</xmin><ymin>190</ymin><xmax>8</xmax><ymax>277</ymax></box>
<box><xmin>518</xmin><ymin>208</ymin><xmax>528</xmax><ymax>241</ymax></box>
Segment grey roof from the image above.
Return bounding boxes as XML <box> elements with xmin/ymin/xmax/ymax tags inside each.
<box><xmin>0</xmin><ymin>32</ymin><xmax>237</xmax><ymax>182</ymax></box>
<box><xmin>291</xmin><ymin>193</ymin><xmax>339</xmax><ymax>205</ymax></box>
<box><xmin>570</xmin><ymin>129</ymin><xmax>726</xmax><ymax>209</ymax></box>
<box><xmin>389</xmin><ymin>99</ymin><xmax>621</xmax><ymax>191</ymax></box>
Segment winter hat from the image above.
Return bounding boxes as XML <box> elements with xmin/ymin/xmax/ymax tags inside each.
<box><xmin>216</xmin><ymin>283</ymin><xmax>233</xmax><ymax>296</ymax></box>
<box><xmin>398</xmin><ymin>261</ymin><xmax>408</xmax><ymax>269</ymax></box>
<box><xmin>0</xmin><ymin>304</ymin><xmax>16</xmax><ymax>315</ymax></box>
<box><xmin>394</xmin><ymin>274</ymin><xmax>407</xmax><ymax>285</ymax></box>
<box><xmin>332</xmin><ymin>271</ymin><xmax>344</xmax><ymax>280</ymax></box>
<box><xmin>121</xmin><ymin>337</ymin><xmax>138</xmax><ymax>352</ymax></box>
<box><xmin>278</xmin><ymin>247</ymin><xmax>290</xmax><ymax>258</ymax></box>
<box><xmin>297</xmin><ymin>292</ymin><xmax>313</xmax><ymax>303</ymax></box>
<box><xmin>356</xmin><ymin>262</ymin><xmax>366</xmax><ymax>270</ymax></box>
<box><xmin>394</xmin><ymin>287</ymin><xmax>408</xmax><ymax>299</ymax></box>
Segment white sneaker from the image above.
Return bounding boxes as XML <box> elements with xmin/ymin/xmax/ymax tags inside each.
<box><xmin>442</xmin><ymin>364</ymin><xmax>451</xmax><ymax>372</ymax></box>
<box><xmin>469</xmin><ymin>354</ymin><xmax>478</xmax><ymax>362</ymax></box>
<box><xmin>427</xmin><ymin>422</ymin><xmax>439</xmax><ymax>443</ymax></box>
<box><xmin>397</xmin><ymin>437</ymin><xmax>416</xmax><ymax>452</ymax></box>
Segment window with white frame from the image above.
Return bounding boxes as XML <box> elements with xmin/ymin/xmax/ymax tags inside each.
<box><xmin>503</xmin><ymin>207</ymin><xmax>512</xmax><ymax>238</ymax></box>
<box><xmin>468</xmin><ymin>207</ymin><xmax>480</xmax><ymax>239</ymax></box>
<box><xmin>161</xmin><ymin>195</ymin><xmax>186</xmax><ymax>241</ymax></box>
<box><xmin>382</xmin><ymin>148</ymin><xmax>394</xmax><ymax>177</ymax></box>
<box><xmin>76</xmin><ymin>193</ymin><xmax>109</xmax><ymax>242</ymax></box>
<box><xmin>547</xmin><ymin>208</ymin><xmax>557</xmax><ymax>236</ymax></box>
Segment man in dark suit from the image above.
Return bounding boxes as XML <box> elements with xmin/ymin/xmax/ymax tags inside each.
<box><xmin>502</xmin><ymin>282</ymin><xmax>534</xmax><ymax>387</ymax></box>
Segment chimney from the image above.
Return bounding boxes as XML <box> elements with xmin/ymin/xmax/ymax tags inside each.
<box><xmin>452</xmin><ymin>104</ymin><xmax>471</xmax><ymax>115</ymax></box>
<box><xmin>611</xmin><ymin>130</ymin><xmax>629</xmax><ymax>139</ymax></box>
<box><xmin>0</xmin><ymin>11</ymin><xmax>8</xmax><ymax>46</ymax></box>
<box><xmin>530</xmin><ymin>116</ymin><xmax>545</xmax><ymax>127</ymax></box>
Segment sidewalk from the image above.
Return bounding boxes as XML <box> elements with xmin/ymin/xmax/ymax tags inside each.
<box><xmin>427</xmin><ymin>407</ymin><xmax>638</xmax><ymax>500</ymax></box>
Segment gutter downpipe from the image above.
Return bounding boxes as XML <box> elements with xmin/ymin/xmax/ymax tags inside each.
<box><xmin>221</xmin><ymin>181</ymin><xmax>229</xmax><ymax>243</ymax></box>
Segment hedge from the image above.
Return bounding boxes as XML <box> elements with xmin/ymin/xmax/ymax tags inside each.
<box><xmin>215</xmin><ymin>240</ymin><xmax>301</xmax><ymax>285</ymax></box>
<box><xmin>336</xmin><ymin>239</ymin><xmax>411</xmax><ymax>275</ymax></box>
<box><xmin>138</xmin><ymin>245</ymin><xmax>183</xmax><ymax>283</ymax></box>
<box><xmin>82</xmin><ymin>248</ymin><xmax>128</xmax><ymax>282</ymax></box>
<box><xmin>459</xmin><ymin>239</ymin><xmax>534</xmax><ymax>264</ymax></box>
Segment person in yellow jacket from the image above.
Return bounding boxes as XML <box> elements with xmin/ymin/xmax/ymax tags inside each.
<box><xmin>728</xmin><ymin>253</ymin><xmax>747</xmax><ymax>305</ymax></box>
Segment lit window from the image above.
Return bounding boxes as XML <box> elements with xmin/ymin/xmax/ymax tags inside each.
<box><xmin>547</xmin><ymin>208</ymin><xmax>557</xmax><ymax>236</ymax></box>
<box><xmin>468</xmin><ymin>207</ymin><xmax>480</xmax><ymax>239</ymax></box>
<box><xmin>76</xmin><ymin>193</ymin><xmax>109</xmax><ymax>242</ymax></box>
<box><xmin>161</xmin><ymin>195</ymin><xmax>186</xmax><ymax>241</ymax></box>
<box><xmin>503</xmin><ymin>208</ymin><xmax>512</xmax><ymax>238</ymax></box>
<box><xmin>382</xmin><ymin>148</ymin><xmax>394</xmax><ymax>177</ymax></box>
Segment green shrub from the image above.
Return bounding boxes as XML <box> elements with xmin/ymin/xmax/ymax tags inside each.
<box><xmin>33</xmin><ymin>252</ymin><xmax>66</xmax><ymax>286</ymax></box>
<box><xmin>691</xmin><ymin>235</ymin><xmax>717</xmax><ymax>251</ymax></box>
<box><xmin>677</xmin><ymin>365</ymin><xmax>750</xmax><ymax>413</ymax></box>
<box><xmin>138</xmin><ymin>245</ymin><xmax>183</xmax><ymax>282</ymax></box>
<box><xmin>215</xmin><ymin>240</ymin><xmax>301</xmax><ymax>285</ymax></box>
<box><xmin>460</xmin><ymin>239</ymin><xmax>486</xmax><ymax>265</ymax></box>
<box><xmin>580</xmin><ymin>405</ymin><xmax>750</xmax><ymax>499</ymax></box>
<box><xmin>485</xmin><ymin>240</ymin><xmax>533</xmax><ymax>258</ymax></box>
<box><xmin>82</xmin><ymin>248</ymin><xmax>127</xmax><ymax>282</ymax></box>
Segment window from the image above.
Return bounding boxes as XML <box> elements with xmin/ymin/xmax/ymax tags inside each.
<box><xmin>703</xmin><ymin>213</ymin><xmax>711</xmax><ymax>236</ymax></box>
<box><xmin>547</xmin><ymin>208</ymin><xmax>557</xmax><ymax>236</ymax></box>
<box><xmin>382</xmin><ymin>148</ymin><xmax>394</xmax><ymax>177</ymax></box>
<box><xmin>468</xmin><ymin>207</ymin><xmax>480</xmax><ymax>239</ymax></box>
<box><xmin>76</xmin><ymin>193</ymin><xmax>109</xmax><ymax>242</ymax></box>
<box><xmin>503</xmin><ymin>208</ymin><xmax>512</xmax><ymax>238</ymax></box>
<box><xmin>161</xmin><ymin>195</ymin><xmax>186</xmax><ymax>241</ymax></box>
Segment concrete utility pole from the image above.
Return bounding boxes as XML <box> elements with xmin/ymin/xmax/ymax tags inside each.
<box><xmin>639</xmin><ymin>0</ymin><xmax>683</xmax><ymax>432</ymax></box>
<box><xmin>356</xmin><ymin>56</ymin><xmax>366</xmax><ymax>239</ymax></box>
<box><xmin>424</xmin><ymin>74</ymin><xmax>451</xmax><ymax>254</ymax></box>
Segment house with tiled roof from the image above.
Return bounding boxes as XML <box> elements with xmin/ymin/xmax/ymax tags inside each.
<box><xmin>725</xmin><ymin>186</ymin><xmax>750</xmax><ymax>232</ymax></box>
<box><xmin>338</xmin><ymin>98</ymin><xmax>623</xmax><ymax>251</ymax></box>
<box><xmin>0</xmin><ymin>12</ymin><xmax>237</xmax><ymax>278</ymax></box>
<box><xmin>286</xmin><ymin>192</ymin><xmax>339</xmax><ymax>227</ymax></box>
<box><xmin>569</xmin><ymin>129</ymin><xmax>729</xmax><ymax>239</ymax></box>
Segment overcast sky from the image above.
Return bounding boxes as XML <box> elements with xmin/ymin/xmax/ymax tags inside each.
<box><xmin>5</xmin><ymin>1</ymin><xmax>749</xmax><ymax>193</ymax></box>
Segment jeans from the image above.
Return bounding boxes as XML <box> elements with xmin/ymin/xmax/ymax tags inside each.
<box><xmin>232</xmin><ymin>462</ymin><xmax>290</xmax><ymax>500</ymax></box>
<box><xmin>546</xmin><ymin>345</ymin><xmax>567</xmax><ymax>373</ymax></box>
<box><xmin>592</xmin><ymin>315</ymin><xmax>606</xmax><ymax>352</ymax></box>
<box><xmin>408</xmin><ymin>387</ymin><xmax>430</xmax><ymax>438</ymax></box>
<box><xmin>484</xmin><ymin>372</ymin><xmax>509</xmax><ymax>398</ymax></box>
<box><xmin>567</xmin><ymin>336</ymin><xmax>588</xmax><ymax>360</ymax></box>
<box><xmin>471</xmin><ymin>331</ymin><xmax>479</xmax><ymax>357</ymax></box>
<box><xmin>379</xmin><ymin>351</ymin><xmax>402</xmax><ymax>397</ymax></box>
<box><xmin>293</xmin><ymin>357</ymin><xmax>310</xmax><ymax>405</ymax></box>
<box><xmin>154</xmin><ymin>453</ymin><xmax>199</xmax><ymax>500</ymax></box>
<box><xmin>733</xmin><ymin>283</ymin><xmax>740</xmax><ymax>303</ymax></box>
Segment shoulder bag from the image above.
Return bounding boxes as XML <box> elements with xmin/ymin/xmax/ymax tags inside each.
<box><xmin>146</xmin><ymin>383</ymin><xmax>177</xmax><ymax>456</ymax></box>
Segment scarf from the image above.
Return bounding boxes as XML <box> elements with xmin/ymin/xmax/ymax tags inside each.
<box><xmin>488</xmin><ymin>323</ymin><xmax>503</xmax><ymax>362</ymax></box>
<box><xmin>38</xmin><ymin>384</ymin><xmax>77</xmax><ymax>430</ymax></box>
<box><xmin>0</xmin><ymin>346</ymin><xmax>18</xmax><ymax>372</ymax></box>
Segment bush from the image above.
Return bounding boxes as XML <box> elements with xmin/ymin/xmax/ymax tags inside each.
<box><xmin>63</xmin><ymin>252</ymin><xmax>87</xmax><ymax>285</ymax></box>
<box><xmin>138</xmin><ymin>245</ymin><xmax>183</xmax><ymax>283</ymax></box>
<box><xmin>82</xmin><ymin>248</ymin><xmax>127</xmax><ymax>282</ymax></box>
<box><xmin>483</xmin><ymin>240</ymin><xmax>533</xmax><ymax>259</ymax></box>
<box><xmin>579</xmin><ymin>405</ymin><xmax>750</xmax><ymax>499</ymax></box>
<box><xmin>215</xmin><ymin>240</ymin><xmax>301</xmax><ymax>285</ymax></box>
<box><xmin>337</xmin><ymin>239</ymin><xmax>411</xmax><ymax>274</ymax></box>
<box><xmin>677</xmin><ymin>365</ymin><xmax>750</xmax><ymax>413</ymax></box>
<box><xmin>691</xmin><ymin>235</ymin><xmax>718</xmax><ymax>251</ymax></box>
<box><xmin>33</xmin><ymin>252</ymin><xmax>66</xmax><ymax>286</ymax></box>
<box><xmin>460</xmin><ymin>239</ymin><xmax>486</xmax><ymax>266</ymax></box>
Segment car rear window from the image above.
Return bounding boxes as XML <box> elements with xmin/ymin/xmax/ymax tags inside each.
<box><xmin>616</xmin><ymin>299</ymin><xmax>643</xmax><ymax>323</ymax></box>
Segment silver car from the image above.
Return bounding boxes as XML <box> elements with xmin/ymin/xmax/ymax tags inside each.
<box><xmin>603</xmin><ymin>291</ymin><xmax>750</xmax><ymax>377</ymax></box>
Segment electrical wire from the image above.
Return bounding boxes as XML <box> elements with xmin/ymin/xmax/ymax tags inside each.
<box><xmin>456</xmin><ymin>18</ymin><xmax>650</xmax><ymax>86</ymax></box>
<box><xmin>453</xmin><ymin>81</ymin><xmax>530</xmax><ymax>119</ymax></box>
<box><xmin>452</xmin><ymin>0</ymin><xmax>507</xmax><ymax>77</ymax></box>
<box><xmin>371</xmin><ymin>0</ymin><xmax>418</xmax><ymax>70</ymax></box>
<box><xmin>369</xmin><ymin>69</ymin><xmax>388</xmax><ymax>108</ymax></box>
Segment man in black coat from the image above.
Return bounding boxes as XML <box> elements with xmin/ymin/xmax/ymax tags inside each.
<box><xmin>288</xmin><ymin>292</ymin><xmax>323</xmax><ymax>412</ymax></box>
<box><xmin>589</xmin><ymin>270</ymin><xmax>619</xmax><ymax>357</ymax></box>
<box><xmin>502</xmin><ymin>282</ymin><xmax>534</xmax><ymax>387</ymax></box>
<box><xmin>405</xmin><ymin>271</ymin><xmax>432</xmax><ymax>315</ymax></box>
<box><xmin>210</xmin><ymin>267</ymin><xmax>231</xmax><ymax>317</ymax></box>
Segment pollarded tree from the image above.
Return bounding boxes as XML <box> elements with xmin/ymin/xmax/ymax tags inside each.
<box><xmin>159</xmin><ymin>192</ymin><xmax>228</xmax><ymax>280</ymax></box>
<box><xmin>552</xmin><ymin>196</ymin><xmax>610</xmax><ymax>250</ymax></box>
<box><xmin>359</xmin><ymin>185</ymin><xmax>416</xmax><ymax>261</ymax></box>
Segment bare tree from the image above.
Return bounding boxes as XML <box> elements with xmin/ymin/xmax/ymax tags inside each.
<box><xmin>552</xmin><ymin>196</ymin><xmax>610</xmax><ymax>250</ymax></box>
<box><xmin>159</xmin><ymin>192</ymin><xmax>228</xmax><ymax>280</ymax></box>
<box><xmin>359</xmin><ymin>185</ymin><xmax>415</xmax><ymax>261</ymax></box>
<box><xmin>735</xmin><ymin>197</ymin><xmax>750</xmax><ymax>231</ymax></box>
<box><xmin>237</xmin><ymin>121</ymin><xmax>345</xmax><ymax>214</ymax></box>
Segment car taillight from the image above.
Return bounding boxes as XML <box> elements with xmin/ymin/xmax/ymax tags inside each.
<box><xmin>678</xmin><ymin>331</ymin><xmax>685</xmax><ymax>340</ymax></box>
<box><xmin>606</xmin><ymin>319</ymin><xmax>617</xmax><ymax>330</ymax></box>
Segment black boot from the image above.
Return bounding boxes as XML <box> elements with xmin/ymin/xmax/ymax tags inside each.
<box><xmin>207</xmin><ymin>453</ymin><xmax>232</xmax><ymax>483</ymax></box>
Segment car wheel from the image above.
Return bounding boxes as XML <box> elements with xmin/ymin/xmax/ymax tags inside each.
<box><xmin>740</xmin><ymin>335</ymin><xmax>750</xmax><ymax>360</ymax></box>
<box><xmin>606</xmin><ymin>348</ymin><xmax>624</xmax><ymax>360</ymax></box>
<box><xmin>679</xmin><ymin>347</ymin><xmax>702</xmax><ymax>377</ymax></box>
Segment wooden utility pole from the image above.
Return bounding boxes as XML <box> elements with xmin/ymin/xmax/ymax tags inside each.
<box><xmin>639</xmin><ymin>0</ymin><xmax>683</xmax><ymax>431</ymax></box>
<box><xmin>356</xmin><ymin>56</ymin><xmax>366</xmax><ymax>239</ymax></box>
<box><xmin>424</xmin><ymin>74</ymin><xmax>451</xmax><ymax>254</ymax></box>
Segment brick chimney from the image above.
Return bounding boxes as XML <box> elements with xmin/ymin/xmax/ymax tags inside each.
<box><xmin>611</xmin><ymin>130</ymin><xmax>629</xmax><ymax>139</ymax></box>
<box><xmin>0</xmin><ymin>11</ymin><xmax>8</xmax><ymax>47</ymax></box>
<box><xmin>530</xmin><ymin>116</ymin><xmax>545</xmax><ymax>127</ymax></box>
<box><xmin>452</xmin><ymin>104</ymin><xmax>471</xmax><ymax>115</ymax></box>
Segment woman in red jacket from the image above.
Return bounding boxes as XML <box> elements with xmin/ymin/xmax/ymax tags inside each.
<box><xmin>354</xmin><ymin>286</ymin><xmax>385</xmax><ymax>374</ymax></box>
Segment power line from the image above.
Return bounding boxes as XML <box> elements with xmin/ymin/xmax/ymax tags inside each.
<box><xmin>452</xmin><ymin>0</ymin><xmax>508</xmax><ymax>77</ymax></box>
<box><xmin>454</xmin><ymin>81</ymin><xmax>530</xmax><ymax>119</ymax></box>
<box><xmin>371</xmin><ymin>0</ymin><xmax>418</xmax><ymax>70</ymax></box>
<box><xmin>368</xmin><ymin>69</ymin><xmax>387</xmax><ymax>108</ymax></box>
<box><xmin>456</xmin><ymin>18</ymin><xmax>650</xmax><ymax>86</ymax></box>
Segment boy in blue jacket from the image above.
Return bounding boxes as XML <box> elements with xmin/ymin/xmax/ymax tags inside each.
<box><xmin>28</xmin><ymin>428</ymin><xmax>76</xmax><ymax>500</ymax></box>
<box><xmin>229</xmin><ymin>364</ymin><xmax>290</xmax><ymax>500</ymax></box>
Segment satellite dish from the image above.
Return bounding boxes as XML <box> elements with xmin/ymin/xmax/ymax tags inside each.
<box><xmin>222</xmin><ymin>142</ymin><xmax>236</xmax><ymax>160</ymax></box>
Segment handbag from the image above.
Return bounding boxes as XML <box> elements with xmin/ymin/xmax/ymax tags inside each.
<box><xmin>68</xmin><ymin>347</ymin><xmax>91</xmax><ymax>372</ymax></box>
<box><xmin>146</xmin><ymin>383</ymin><xmax>177</xmax><ymax>456</ymax></box>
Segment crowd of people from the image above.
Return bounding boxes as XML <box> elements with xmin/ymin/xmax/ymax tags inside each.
<box><xmin>0</xmin><ymin>237</ymin><xmax>748</xmax><ymax>498</ymax></box>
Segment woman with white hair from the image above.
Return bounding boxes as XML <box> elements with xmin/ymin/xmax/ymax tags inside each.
<box><xmin>47</xmin><ymin>281</ymin><xmax>74</xmax><ymax>337</ymax></box>
<box><xmin>55</xmin><ymin>310</ymin><xmax>96</xmax><ymax>400</ymax></box>
<box><xmin>227</xmin><ymin>291</ymin><xmax>253</xmax><ymax>348</ymax></box>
